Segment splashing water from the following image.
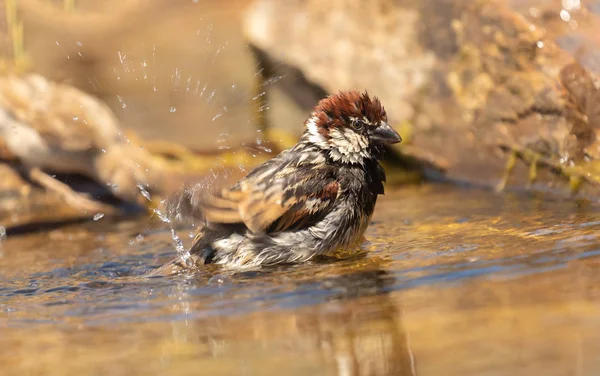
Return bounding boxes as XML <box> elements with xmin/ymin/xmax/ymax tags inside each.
<box><xmin>170</xmin><ymin>229</ymin><xmax>187</xmax><ymax>261</ymax></box>
<box><xmin>152</xmin><ymin>208</ymin><xmax>170</xmax><ymax>223</ymax></box>
<box><xmin>152</xmin><ymin>208</ymin><xmax>193</xmax><ymax>268</ymax></box>
<box><xmin>93</xmin><ymin>213</ymin><xmax>105</xmax><ymax>221</ymax></box>
<box><xmin>116</xmin><ymin>95</ymin><xmax>127</xmax><ymax>109</ymax></box>
<box><xmin>136</xmin><ymin>183</ymin><xmax>152</xmax><ymax>201</ymax></box>
<box><xmin>0</xmin><ymin>226</ymin><xmax>5</xmax><ymax>257</ymax></box>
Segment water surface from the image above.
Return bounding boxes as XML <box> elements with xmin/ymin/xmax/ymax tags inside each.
<box><xmin>1</xmin><ymin>185</ymin><xmax>600</xmax><ymax>375</ymax></box>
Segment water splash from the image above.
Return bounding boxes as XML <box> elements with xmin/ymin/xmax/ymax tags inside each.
<box><xmin>152</xmin><ymin>44</ymin><xmax>157</xmax><ymax>92</ymax></box>
<box><xmin>217</xmin><ymin>132</ymin><xmax>230</xmax><ymax>150</ymax></box>
<box><xmin>136</xmin><ymin>183</ymin><xmax>152</xmax><ymax>201</ymax></box>
<box><xmin>0</xmin><ymin>226</ymin><xmax>6</xmax><ymax>256</ymax></box>
<box><xmin>262</xmin><ymin>75</ymin><xmax>282</xmax><ymax>87</ymax></box>
<box><xmin>170</xmin><ymin>229</ymin><xmax>187</xmax><ymax>260</ymax></box>
<box><xmin>172</xmin><ymin>67</ymin><xmax>182</xmax><ymax>90</ymax></box>
<box><xmin>116</xmin><ymin>95</ymin><xmax>127</xmax><ymax>109</ymax></box>
<box><xmin>185</xmin><ymin>76</ymin><xmax>193</xmax><ymax>92</ymax></box>
<box><xmin>117</xmin><ymin>51</ymin><xmax>133</xmax><ymax>74</ymax></box>
<box><xmin>152</xmin><ymin>208</ymin><xmax>192</xmax><ymax>267</ymax></box>
<box><xmin>93</xmin><ymin>213</ymin><xmax>105</xmax><ymax>221</ymax></box>
<box><xmin>207</xmin><ymin>89</ymin><xmax>216</xmax><ymax>103</ymax></box>
<box><xmin>152</xmin><ymin>208</ymin><xmax>170</xmax><ymax>223</ymax></box>
<box><xmin>141</xmin><ymin>60</ymin><xmax>148</xmax><ymax>80</ymax></box>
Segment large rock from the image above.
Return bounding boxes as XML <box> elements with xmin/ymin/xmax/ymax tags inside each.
<box><xmin>245</xmin><ymin>0</ymin><xmax>600</xmax><ymax>197</ymax></box>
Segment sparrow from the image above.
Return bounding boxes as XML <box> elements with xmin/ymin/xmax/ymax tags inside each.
<box><xmin>153</xmin><ymin>90</ymin><xmax>401</xmax><ymax>274</ymax></box>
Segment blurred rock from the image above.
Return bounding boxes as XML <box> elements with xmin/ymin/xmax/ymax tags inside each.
<box><xmin>0</xmin><ymin>73</ymin><xmax>238</xmax><ymax>223</ymax></box>
<box><xmin>245</xmin><ymin>0</ymin><xmax>600</xmax><ymax>197</ymax></box>
<box><xmin>15</xmin><ymin>0</ymin><xmax>261</xmax><ymax>151</ymax></box>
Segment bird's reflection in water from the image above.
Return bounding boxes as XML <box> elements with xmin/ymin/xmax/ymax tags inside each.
<box><xmin>160</xmin><ymin>259</ymin><xmax>417</xmax><ymax>375</ymax></box>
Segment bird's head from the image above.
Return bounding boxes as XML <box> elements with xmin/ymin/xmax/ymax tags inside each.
<box><xmin>303</xmin><ymin>90</ymin><xmax>402</xmax><ymax>164</ymax></box>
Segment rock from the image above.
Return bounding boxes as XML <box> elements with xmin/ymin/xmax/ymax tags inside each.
<box><xmin>0</xmin><ymin>73</ymin><xmax>240</xmax><ymax>223</ymax></box>
<box><xmin>244</xmin><ymin>0</ymin><xmax>600</xmax><ymax>197</ymax></box>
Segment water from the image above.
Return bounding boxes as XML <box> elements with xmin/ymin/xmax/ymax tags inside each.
<box><xmin>1</xmin><ymin>185</ymin><xmax>600</xmax><ymax>375</ymax></box>
<box><xmin>151</xmin><ymin>207</ymin><xmax>192</xmax><ymax>268</ymax></box>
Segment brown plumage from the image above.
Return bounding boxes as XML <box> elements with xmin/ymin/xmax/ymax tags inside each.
<box><xmin>150</xmin><ymin>90</ymin><xmax>401</xmax><ymax>275</ymax></box>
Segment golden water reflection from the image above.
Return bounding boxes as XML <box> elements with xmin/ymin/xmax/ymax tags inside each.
<box><xmin>1</xmin><ymin>185</ymin><xmax>600</xmax><ymax>375</ymax></box>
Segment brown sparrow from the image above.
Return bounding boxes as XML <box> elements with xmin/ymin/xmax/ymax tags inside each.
<box><xmin>152</xmin><ymin>90</ymin><xmax>401</xmax><ymax>274</ymax></box>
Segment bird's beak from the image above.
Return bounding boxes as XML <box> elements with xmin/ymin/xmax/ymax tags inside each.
<box><xmin>372</xmin><ymin>122</ymin><xmax>402</xmax><ymax>144</ymax></box>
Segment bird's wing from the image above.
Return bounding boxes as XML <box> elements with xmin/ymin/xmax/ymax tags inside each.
<box><xmin>199</xmin><ymin>157</ymin><xmax>339</xmax><ymax>234</ymax></box>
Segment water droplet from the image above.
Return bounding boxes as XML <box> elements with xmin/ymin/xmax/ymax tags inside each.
<box><xmin>170</xmin><ymin>106</ymin><xmax>177</xmax><ymax>113</ymax></box>
<box><xmin>101</xmin><ymin>148</ymin><xmax>106</xmax><ymax>153</ymax></box>
<box><xmin>170</xmin><ymin>229</ymin><xmax>185</xmax><ymax>254</ymax></box>
<box><xmin>93</xmin><ymin>213</ymin><xmax>105</xmax><ymax>221</ymax></box>
<box><xmin>257</xmin><ymin>145</ymin><xmax>272</xmax><ymax>153</ymax></box>
<box><xmin>529</xmin><ymin>7</ymin><xmax>540</xmax><ymax>17</ymax></box>
<box><xmin>0</xmin><ymin>226</ymin><xmax>6</xmax><ymax>241</ymax></box>
<box><xmin>536</xmin><ymin>41</ymin><xmax>544</xmax><ymax>48</ymax></box>
<box><xmin>562</xmin><ymin>0</ymin><xmax>581</xmax><ymax>11</ymax></box>
<box><xmin>117</xmin><ymin>95</ymin><xmax>127</xmax><ymax>109</ymax></box>
<box><xmin>208</xmin><ymin>274</ymin><xmax>230</xmax><ymax>285</ymax></box>
<box><xmin>136</xmin><ymin>234</ymin><xmax>144</xmax><ymax>242</ymax></box>
<box><xmin>212</xmin><ymin>113</ymin><xmax>222</xmax><ymax>121</ymax></box>
<box><xmin>153</xmin><ymin>208</ymin><xmax>170</xmax><ymax>223</ymax></box>
<box><xmin>560</xmin><ymin>9</ymin><xmax>571</xmax><ymax>22</ymax></box>
<box><xmin>73</xmin><ymin>116</ymin><xmax>79</xmax><ymax>121</ymax></box>
<box><xmin>568</xmin><ymin>20</ymin><xmax>578</xmax><ymax>30</ymax></box>
<box><xmin>137</xmin><ymin>183</ymin><xmax>152</xmax><ymax>201</ymax></box>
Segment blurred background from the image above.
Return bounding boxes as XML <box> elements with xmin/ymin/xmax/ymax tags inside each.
<box><xmin>2</xmin><ymin>0</ymin><xmax>600</xmax><ymax>220</ymax></box>
<box><xmin>2</xmin><ymin>1</ymin><xmax>600</xmax><ymax>375</ymax></box>
<box><xmin>8</xmin><ymin>0</ymin><xmax>261</xmax><ymax>149</ymax></box>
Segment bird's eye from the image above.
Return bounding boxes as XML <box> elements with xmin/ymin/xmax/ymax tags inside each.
<box><xmin>351</xmin><ymin>120</ymin><xmax>365</xmax><ymax>131</ymax></box>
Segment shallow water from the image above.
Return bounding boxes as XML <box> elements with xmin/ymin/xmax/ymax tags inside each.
<box><xmin>1</xmin><ymin>185</ymin><xmax>600</xmax><ymax>375</ymax></box>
